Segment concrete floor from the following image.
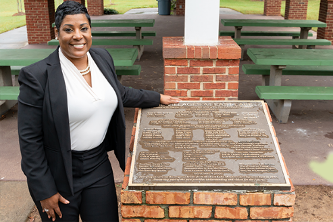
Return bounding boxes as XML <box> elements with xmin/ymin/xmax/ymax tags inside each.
<box><xmin>1</xmin><ymin>8</ymin><xmax>333</xmax><ymax>222</ymax></box>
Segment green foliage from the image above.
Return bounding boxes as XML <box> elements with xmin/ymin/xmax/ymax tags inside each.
<box><xmin>171</xmin><ymin>0</ymin><xmax>177</xmax><ymax>10</ymax></box>
<box><xmin>104</xmin><ymin>8</ymin><xmax>119</xmax><ymax>14</ymax></box>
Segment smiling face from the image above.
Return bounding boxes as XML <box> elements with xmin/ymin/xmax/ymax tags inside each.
<box><xmin>55</xmin><ymin>13</ymin><xmax>92</xmax><ymax>64</ymax></box>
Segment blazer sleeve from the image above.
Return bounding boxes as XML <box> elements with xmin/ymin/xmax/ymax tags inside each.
<box><xmin>101</xmin><ymin>49</ymin><xmax>161</xmax><ymax>108</ymax></box>
<box><xmin>18</xmin><ymin>67</ymin><xmax>58</xmax><ymax>201</ymax></box>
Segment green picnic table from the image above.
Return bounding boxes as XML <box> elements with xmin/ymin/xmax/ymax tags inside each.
<box><xmin>247</xmin><ymin>48</ymin><xmax>333</xmax><ymax>123</ymax></box>
<box><xmin>92</xmin><ymin>19</ymin><xmax>155</xmax><ymax>60</ymax></box>
<box><xmin>52</xmin><ymin>19</ymin><xmax>155</xmax><ymax>59</ymax></box>
<box><xmin>0</xmin><ymin>48</ymin><xmax>138</xmax><ymax>115</ymax></box>
<box><xmin>247</xmin><ymin>48</ymin><xmax>333</xmax><ymax>68</ymax></box>
<box><xmin>221</xmin><ymin>19</ymin><xmax>326</xmax><ymax>39</ymax></box>
<box><xmin>53</xmin><ymin>19</ymin><xmax>155</xmax><ymax>37</ymax></box>
<box><xmin>92</xmin><ymin>19</ymin><xmax>155</xmax><ymax>27</ymax></box>
<box><xmin>0</xmin><ymin>48</ymin><xmax>137</xmax><ymax>67</ymax></box>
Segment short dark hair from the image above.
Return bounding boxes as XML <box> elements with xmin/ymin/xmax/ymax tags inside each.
<box><xmin>55</xmin><ymin>1</ymin><xmax>91</xmax><ymax>30</ymax></box>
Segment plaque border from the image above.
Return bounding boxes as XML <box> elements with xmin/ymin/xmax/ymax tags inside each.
<box><xmin>128</xmin><ymin>100</ymin><xmax>291</xmax><ymax>191</ymax></box>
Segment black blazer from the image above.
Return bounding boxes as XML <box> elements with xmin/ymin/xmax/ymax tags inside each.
<box><xmin>18</xmin><ymin>47</ymin><xmax>160</xmax><ymax>201</ymax></box>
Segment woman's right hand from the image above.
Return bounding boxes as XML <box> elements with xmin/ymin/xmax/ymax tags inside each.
<box><xmin>40</xmin><ymin>193</ymin><xmax>70</xmax><ymax>221</ymax></box>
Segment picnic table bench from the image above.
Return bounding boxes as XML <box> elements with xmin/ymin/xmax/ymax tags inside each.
<box><xmin>243</xmin><ymin>64</ymin><xmax>333</xmax><ymax>86</ymax></box>
<box><xmin>221</xmin><ymin>19</ymin><xmax>326</xmax><ymax>39</ymax></box>
<box><xmin>219</xmin><ymin>30</ymin><xmax>313</xmax><ymax>38</ymax></box>
<box><xmin>0</xmin><ymin>48</ymin><xmax>139</xmax><ymax>115</ymax></box>
<box><xmin>48</xmin><ymin>39</ymin><xmax>153</xmax><ymax>48</ymax></box>
<box><xmin>10</xmin><ymin>65</ymin><xmax>141</xmax><ymax>80</ymax></box>
<box><xmin>233</xmin><ymin>38</ymin><xmax>331</xmax><ymax>59</ymax></box>
<box><xmin>92</xmin><ymin>30</ymin><xmax>156</xmax><ymax>38</ymax></box>
<box><xmin>246</xmin><ymin>48</ymin><xmax>333</xmax><ymax>123</ymax></box>
<box><xmin>221</xmin><ymin>19</ymin><xmax>328</xmax><ymax>59</ymax></box>
<box><xmin>92</xmin><ymin>19</ymin><xmax>155</xmax><ymax>60</ymax></box>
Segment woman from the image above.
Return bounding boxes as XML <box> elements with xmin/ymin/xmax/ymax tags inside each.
<box><xmin>18</xmin><ymin>1</ymin><xmax>179</xmax><ymax>221</ymax></box>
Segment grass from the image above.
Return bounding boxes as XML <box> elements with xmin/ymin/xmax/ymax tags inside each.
<box><xmin>220</xmin><ymin>0</ymin><xmax>265</xmax><ymax>15</ymax></box>
<box><xmin>104</xmin><ymin>0</ymin><xmax>157</xmax><ymax>14</ymax></box>
<box><xmin>219</xmin><ymin>0</ymin><xmax>321</xmax><ymax>30</ymax></box>
<box><xmin>220</xmin><ymin>0</ymin><xmax>321</xmax><ymax>20</ymax></box>
<box><xmin>0</xmin><ymin>0</ymin><xmax>323</xmax><ymax>34</ymax></box>
<box><xmin>0</xmin><ymin>0</ymin><xmax>26</xmax><ymax>34</ymax></box>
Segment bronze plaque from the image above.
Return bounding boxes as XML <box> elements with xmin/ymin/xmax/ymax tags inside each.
<box><xmin>128</xmin><ymin>101</ymin><xmax>291</xmax><ymax>190</ymax></box>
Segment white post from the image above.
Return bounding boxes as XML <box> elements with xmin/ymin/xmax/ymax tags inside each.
<box><xmin>184</xmin><ymin>0</ymin><xmax>220</xmax><ymax>45</ymax></box>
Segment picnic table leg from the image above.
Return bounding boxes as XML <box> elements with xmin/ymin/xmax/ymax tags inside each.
<box><xmin>0</xmin><ymin>66</ymin><xmax>17</xmax><ymax>115</ymax></box>
<box><xmin>135</xmin><ymin>27</ymin><xmax>142</xmax><ymax>39</ymax></box>
<box><xmin>265</xmin><ymin>65</ymin><xmax>290</xmax><ymax>123</ymax></box>
<box><xmin>299</xmin><ymin>27</ymin><xmax>311</xmax><ymax>49</ymax></box>
<box><xmin>0</xmin><ymin>66</ymin><xmax>12</xmax><ymax>86</ymax></box>
<box><xmin>269</xmin><ymin>65</ymin><xmax>285</xmax><ymax>86</ymax></box>
<box><xmin>266</xmin><ymin>99</ymin><xmax>292</xmax><ymax>123</ymax></box>
<box><xmin>234</xmin><ymin>26</ymin><xmax>242</xmax><ymax>39</ymax></box>
<box><xmin>261</xmin><ymin>75</ymin><xmax>269</xmax><ymax>86</ymax></box>
<box><xmin>135</xmin><ymin>27</ymin><xmax>144</xmax><ymax>60</ymax></box>
<box><xmin>292</xmin><ymin>36</ymin><xmax>298</xmax><ymax>49</ymax></box>
<box><xmin>134</xmin><ymin>45</ymin><xmax>144</xmax><ymax>61</ymax></box>
<box><xmin>239</xmin><ymin>44</ymin><xmax>245</xmax><ymax>60</ymax></box>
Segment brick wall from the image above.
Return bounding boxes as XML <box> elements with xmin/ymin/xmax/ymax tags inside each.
<box><xmin>87</xmin><ymin>0</ymin><xmax>104</xmax><ymax>15</ymax></box>
<box><xmin>162</xmin><ymin>37</ymin><xmax>241</xmax><ymax>101</ymax></box>
<box><xmin>175</xmin><ymin>0</ymin><xmax>185</xmax><ymax>16</ymax></box>
<box><xmin>264</xmin><ymin>0</ymin><xmax>282</xmax><ymax>16</ymax></box>
<box><xmin>121</xmin><ymin>108</ymin><xmax>295</xmax><ymax>221</ymax></box>
<box><xmin>317</xmin><ymin>0</ymin><xmax>333</xmax><ymax>42</ymax></box>
<box><xmin>24</xmin><ymin>0</ymin><xmax>55</xmax><ymax>44</ymax></box>
<box><xmin>284</xmin><ymin>0</ymin><xmax>308</xmax><ymax>20</ymax></box>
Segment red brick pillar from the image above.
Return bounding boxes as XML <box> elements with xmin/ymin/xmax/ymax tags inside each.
<box><xmin>264</xmin><ymin>0</ymin><xmax>282</xmax><ymax>16</ymax></box>
<box><xmin>87</xmin><ymin>0</ymin><xmax>104</xmax><ymax>16</ymax></box>
<box><xmin>24</xmin><ymin>0</ymin><xmax>55</xmax><ymax>44</ymax></box>
<box><xmin>317</xmin><ymin>0</ymin><xmax>333</xmax><ymax>42</ymax></box>
<box><xmin>175</xmin><ymin>0</ymin><xmax>185</xmax><ymax>16</ymax></box>
<box><xmin>162</xmin><ymin>36</ymin><xmax>241</xmax><ymax>101</ymax></box>
<box><xmin>284</xmin><ymin>0</ymin><xmax>308</xmax><ymax>20</ymax></box>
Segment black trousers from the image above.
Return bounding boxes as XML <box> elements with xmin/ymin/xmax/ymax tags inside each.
<box><xmin>34</xmin><ymin>141</ymin><xmax>119</xmax><ymax>222</ymax></box>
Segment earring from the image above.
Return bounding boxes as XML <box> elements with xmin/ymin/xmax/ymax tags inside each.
<box><xmin>55</xmin><ymin>36</ymin><xmax>58</xmax><ymax>40</ymax></box>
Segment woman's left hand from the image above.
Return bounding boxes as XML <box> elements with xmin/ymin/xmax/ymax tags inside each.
<box><xmin>160</xmin><ymin>94</ymin><xmax>181</xmax><ymax>105</ymax></box>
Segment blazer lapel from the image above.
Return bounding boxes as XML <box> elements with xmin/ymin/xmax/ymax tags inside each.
<box><xmin>89</xmin><ymin>49</ymin><xmax>120</xmax><ymax>96</ymax></box>
<box><xmin>46</xmin><ymin>48</ymin><xmax>73</xmax><ymax>193</ymax></box>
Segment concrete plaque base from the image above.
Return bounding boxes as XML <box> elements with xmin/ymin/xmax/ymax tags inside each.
<box><xmin>128</xmin><ymin>101</ymin><xmax>291</xmax><ymax>190</ymax></box>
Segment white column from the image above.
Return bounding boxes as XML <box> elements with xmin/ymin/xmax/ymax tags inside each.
<box><xmin>184</xmin><ymin>0</ymin><xmax>220</xmax><ymax>45</ymax></box>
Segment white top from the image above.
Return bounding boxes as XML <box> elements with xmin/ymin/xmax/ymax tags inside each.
<box><xmin>59</xmin><ymin>49</ymin><xmax>118</xmax><ymax>151</ymax></box>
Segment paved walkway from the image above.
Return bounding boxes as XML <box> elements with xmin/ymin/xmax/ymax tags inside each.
<box><xmin>1</xmin><ymin>8</ymin><xmax>333</xmax><ymax>222</ymax></box>
<box><xmin>0</xmin><ymin>26</ymin><xmax>27</xmax><ymax>49</ymax></box>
